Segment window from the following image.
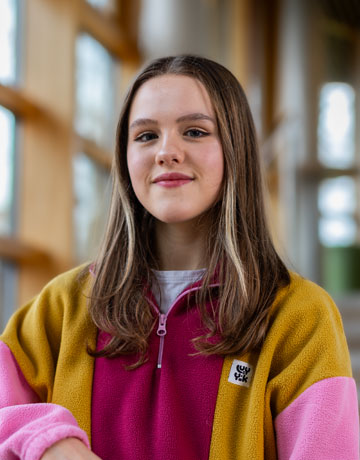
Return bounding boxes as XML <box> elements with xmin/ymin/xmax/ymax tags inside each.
<box><xmin>318</xmin><ymin>176</ymin><xmax>357</xmax><ymax>247</ymax></box>
<box><xmin>0</xmin><ymin>106</ymin><xmax>16</xmax><ymax>236</ymax></box>
<box><xmin>0</xmin><ymin>0</ymin><xmax>18</xmax><ymax>85</ymax></box>
<box><xmin>74</xmin><ymin>33</ymin><xmax>118</xmax><ymax>151</ymax></box>
<box><xmin>0</xmin><ymin>0</ymin><xmax>19</xmax><ymax>326</ymax></box>
<box><xmin>318</xmin><ymin>83</ymin><xmax>355</xmax><ymax>169</ymax></box>
<box><xmin>0</xmin><ymin>260</ymin><xmax>17</xmax><ymax>330</ymax></box>
<box><xmin>0</xmin><ymin>0</ymin><xmax>137</xmax><ymax>310</ymax></box>
<box><xmin>73</xmin><ymin>32</ymin><xmax>119</xmax><ymax>262</ymax></box>
<box><xmin>86</xmin><ymin>0</ymin><xmax>115</xmax><ymax>12</ymax></box>
<box><xmin>73</xmin><ymin>153</ymin><xmax>111</xmax><ymax>262</ymax></box>
<box><xmin>314</xmin><ymin>28</ymin><xmax>360</xmax><ymax>294</ymax></box>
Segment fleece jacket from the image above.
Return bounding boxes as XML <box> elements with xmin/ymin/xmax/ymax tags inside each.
<box><xmin>0</xmin><ymin>265</ymin><xmax>359</xmax><ymax>459</ymax></box>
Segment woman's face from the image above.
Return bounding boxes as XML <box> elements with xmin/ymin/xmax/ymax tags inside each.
<box><xmin>127</xmin><ymin>74</ymin><xmax>224</xmax><ymax>225</ymax></box>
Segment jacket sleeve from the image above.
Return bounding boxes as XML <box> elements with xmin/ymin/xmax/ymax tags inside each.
<box><xmin>267</xmin><ymin>277</ymin><xmax>359</xmax><ymax>459</ymax></box>
<box><xmin>0</xmin><ymin>341</ymin><xmax>90</xmax><ymax>460</ymax></box>
<box><xmin>274</xmin><ymin>376</ymin><xmax>359</xmax><ymax>459</ymax></box>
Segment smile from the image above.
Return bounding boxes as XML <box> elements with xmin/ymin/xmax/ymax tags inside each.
<box><xmin>153</xmin><ymin>173</ymin><xmax>194</xmax><ymax>188</ymax></box>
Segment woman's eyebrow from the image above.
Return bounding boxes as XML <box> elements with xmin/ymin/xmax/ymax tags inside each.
<box><xmin>129</xmin><ymin>118</ymin><xmax>157</xmax><ymax>130</ymax></box>
<box><xmin>129</xmin><ymin>113</ymin><xmax>215</xmax><ymax>131</ymax></box>
<box><xmin>176</xmin><ymin>113</ymin><xmax>215</xmax><ymax>124</ymax></box>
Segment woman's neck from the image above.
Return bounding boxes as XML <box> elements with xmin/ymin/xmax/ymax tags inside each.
<box><xmin>155</xmin><ymin>219</ymin><xmax>207</xmax><ymax>271</ymax></box>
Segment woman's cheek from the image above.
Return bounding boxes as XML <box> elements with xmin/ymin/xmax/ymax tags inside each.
<box><xmin>201</xmin><ymin>144</ymin><xmax>224</xmax><ymax>178</ymax></box>
<box><xmin>128</xmin><ymin>150</ymin><xmax>145</xmax><ymax>181</ymax></box>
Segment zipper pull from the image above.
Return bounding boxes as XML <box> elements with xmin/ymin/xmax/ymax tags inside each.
<box><xmin>157</xmin><ymin>314</ymin><xmax>167</xmax><ymax>336</ymax></box>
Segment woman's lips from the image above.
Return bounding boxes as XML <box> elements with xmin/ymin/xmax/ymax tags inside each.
<box><xmin>153</xmin><ymin>173</ymin><xmax>194</xmax><ymax>188</ymax></box>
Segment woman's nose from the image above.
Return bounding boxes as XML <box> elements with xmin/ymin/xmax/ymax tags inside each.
<box><xmin>155</xmin><ymin>136</ymin><xmax>185</xmax><ymax>165</ymax></box>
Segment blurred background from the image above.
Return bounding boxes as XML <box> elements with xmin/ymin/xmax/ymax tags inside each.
<box><xmin>0</xmin><ymin>0</ymin><xmax>359</xmax><ymax>398</ymax></box>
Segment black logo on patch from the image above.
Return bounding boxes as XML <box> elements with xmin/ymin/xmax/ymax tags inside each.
<box><xmin>233</xmin><ymin>364</ymin><xmax>251</xmax><ymax>383</ymax></box>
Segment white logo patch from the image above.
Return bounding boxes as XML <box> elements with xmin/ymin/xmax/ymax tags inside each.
<box><xmin>228</xmin><ymin>360</ymin><xmax>253</xmax><ymax>387</ymax></box>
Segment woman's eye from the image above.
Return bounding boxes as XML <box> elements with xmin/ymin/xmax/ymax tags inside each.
<box><xmin>134</xmin><ymin>132</ymin><xmax>158</xmax><ymax>142</ymax></box>
<box><xmin>184</xmin><ymin>129</ymin><xmax>209</xmax><ymax>138</ymax></box>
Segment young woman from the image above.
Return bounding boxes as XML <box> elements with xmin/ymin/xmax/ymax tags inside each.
<box><xmin>0</xmin><ymin>55</ymin><xmax>358</xmax><ymax>460</ymax></box>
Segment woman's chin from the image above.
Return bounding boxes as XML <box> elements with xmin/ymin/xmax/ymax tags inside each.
<box><xmin>154</xmin><ymin>213</ymin><xmax>200</xmax><ymax>226</ymax></box>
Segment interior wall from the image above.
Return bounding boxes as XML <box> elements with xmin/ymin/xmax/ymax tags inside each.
<box><xmin>139</xmin><ymin>0</ymin><xmax>231</xmax><ymax>64</ymax></box>
<box><xmin>138</xmin><ymin>0</ymin><xmax>253</xmax><ymax>89</ymax></box>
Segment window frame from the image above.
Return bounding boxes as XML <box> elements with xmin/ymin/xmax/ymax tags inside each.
<box><xmin>0</xmin><ymin>0</ymin><xmax>140</xmax><ymax>306</ymax></box>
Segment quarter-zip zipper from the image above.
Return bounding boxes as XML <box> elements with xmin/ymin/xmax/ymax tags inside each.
<box><xmin>156</xmin><ymin>314</ymin><xmax>167</xmax><ymax>368</ymax></box>
<box><xmin>148</xmin><ymin>283</ymin><xmax>220</xmax><ymax>370</ymax></box>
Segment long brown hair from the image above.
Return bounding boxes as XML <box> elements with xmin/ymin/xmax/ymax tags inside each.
<box><xmin>87</xmin><ymin>55</ymin><xmax>290</xmax><ymax>366</ymax></box>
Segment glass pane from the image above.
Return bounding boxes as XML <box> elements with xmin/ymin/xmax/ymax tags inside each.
<box><xmin>0</xmin><ymin>0</ymin><xmax>17</xmax><ymax>84</ymax></box>
<box><xmin>318</xmin><ymin>176</ymin><xmax>356</xmax><ymax>216</ymax></box>
<box><xmin>317</xmin><ymin>83</ymin><xmax>355</xmax><ymax>169</ymax></box>
<box><xmin>86</xmin><ymin>0</ymin><xmax>118</xmax><ymax>17</ymax></box>
<box><xmin>73</xmin><ymin>153</ymin><xmax>111</xmax><ymax>262</ymax></box>
<box><xmin>0</xmin><ymin>260</ymin><xmax>17</xmax><ymax>330</ymax></box>
<box><xmin>75</xmin><ymin>34</ymin><xmax>117</xmax><ymax>150</ymax></box>
<box><xmin>87</xmin><ymin>0</ymin><xmax>113</xmax><ymax>10</ymax></box>
<box><xmin>319</xmin><ymin>216</ymin><xmax>356</xmax><ymax>247</ymax></box>
<box><xmin>0</xmin><ymin>106</ymin><xmax>16</xmax><ymax>236</ymax></box>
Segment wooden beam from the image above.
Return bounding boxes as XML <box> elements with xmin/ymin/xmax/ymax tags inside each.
<box><xmin>0</xmin><ymin>237</ymin><xmax>50</xmax><ymax>264</ymax></box>
<box><xmin>262</xmin><ymin>0</ymin><xmax>281</xmax><ymax>141</ymax></box>
<box><xmin>0</xmin><ymin>85</ymin><xmax>42</xmax><ymax>119</ymax></box>
<box><xmin>230</xmin><ymin>0</ymin><xmax>251</xmax><ymax>88</ymax></box>
<box><xmin>0</xmin><ymin>85</ymin><xmax>70</xmax><ymax>138</ymax></box>
<box><xmin>299</xmin><ymin>165</ymin><xmax>360</xmax><ymax>179</ymax></box>
<box><xmin>75</xmin><ymin>135</ymin><xmax>113</xmax><ymax>170</ymax></box>
<box><xmin>117</xmin><ymin>0</ymin><xmax>141</xmax><ymax>45</ymax></box>
<box><xmin>79</xmin><ymin>0</ymin><xmax>141</xmax><ymax>63</ymax></box>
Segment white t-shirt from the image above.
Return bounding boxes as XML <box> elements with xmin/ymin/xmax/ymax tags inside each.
<box><xmin>151</xmin><ymin>269</ymin><xmax>206</xmax><ymax>314</ymax></box>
